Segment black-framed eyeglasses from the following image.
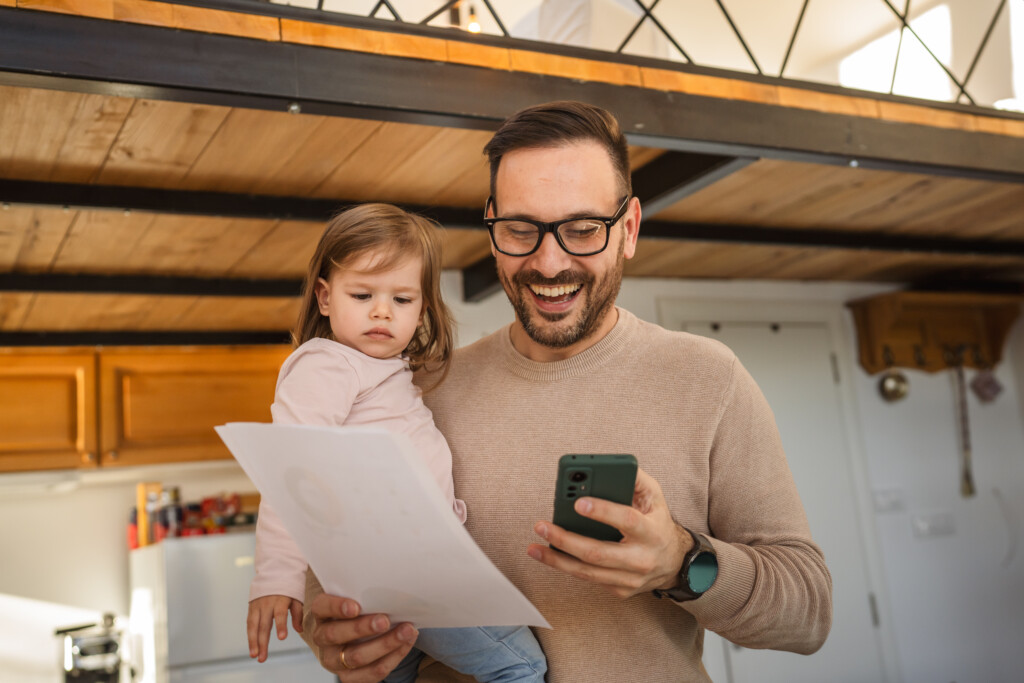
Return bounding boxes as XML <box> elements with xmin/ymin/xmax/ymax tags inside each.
<box><xmin>483</xmin><ymin>196</ymin><xmax>630</xmax><ymax>257</ymax></box>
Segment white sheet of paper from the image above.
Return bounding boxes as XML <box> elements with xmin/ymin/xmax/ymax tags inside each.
<box><xmin>216</xmin><ymin>422</ymin><xmax>550</xmax><ymax>629</ymax></box>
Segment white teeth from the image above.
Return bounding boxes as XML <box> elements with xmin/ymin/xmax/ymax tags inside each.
<box><xmin>530</xmin><ymin>284</ymin><xmax>581</xmax><ymax>297</ymax></box>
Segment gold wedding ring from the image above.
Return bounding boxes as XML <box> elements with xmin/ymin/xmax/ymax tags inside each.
<box><xmin>340</xmin><ymin>647</ymin><xmax>355</xmax><ymax>670</ymax></box>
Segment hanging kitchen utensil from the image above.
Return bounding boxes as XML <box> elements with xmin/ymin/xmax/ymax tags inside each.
<box><xmin>969</xmin><ymin>346</ymin><xmax>1003</xmax><ymax>403</ymax></box>
<box><xmin>878</xmin><ymin>369</ymin><xmax>909</xmax><ymax>402</ymax></box>
<box><xmin>878</xmin><ymin>345</ymin><xmax>909</xmax><ymax>402</ymax></box>
<box><xmin>951</xmin><ymin>360</ymin><xmax>976</xmax><ymax>498</ymax></box>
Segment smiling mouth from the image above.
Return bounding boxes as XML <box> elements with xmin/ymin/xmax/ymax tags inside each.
<box><xmin>529</xmin><ymin>283</ymin><xmax>581</xmax><ymax>304</ymax></box>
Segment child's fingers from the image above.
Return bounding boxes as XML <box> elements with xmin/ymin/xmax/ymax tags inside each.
<box><xmin>256</xmin><ymin>605</ymin><xmax>273</xmax><ymax>662</ymax></box>
<box><xmin>246</xmin><ymin>606</ymin><xmax>260</xmax><ymax>658</ymax></box>
<box><xmin>290</xmin><ymin>600</ymin><xmax>304</xmax><ymax>634</ymax></box>
<box><xmin>273</xmin><ymin>600</ymin><xmax>290</xmax><ymax>640</ymax></box>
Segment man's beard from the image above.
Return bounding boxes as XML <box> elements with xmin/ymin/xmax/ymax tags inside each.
<box><xmin>499</xmin><ymin>245</ymin><xmax>625</xmax><ymax>350</ymax></box>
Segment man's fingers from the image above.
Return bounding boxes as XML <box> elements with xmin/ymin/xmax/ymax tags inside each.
<box><xmin>526</xmin><ymin>542</ymin><xmax>646</xmax><ymax>596</ymax></box>
<box><xmin>631</xmin><ymin>467</ymin><xmax>665</xmax><ymax>513</ymax></box>
<box><xmin>310</xmin><ymin>593</ymin><xmax>361</xmax><ymax>620</ymax></box>
<box><xmin>338</xmin><ymin>623</ymin><xmax>418</xmax><ymax>670</ymax></box>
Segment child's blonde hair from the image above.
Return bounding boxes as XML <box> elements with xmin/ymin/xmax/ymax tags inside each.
<box><xmin>294</xmin><ymin>203</ymin><xmax>454</xmax><ymax>384</ymax></box>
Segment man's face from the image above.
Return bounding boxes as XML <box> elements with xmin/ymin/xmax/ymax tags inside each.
<box><xmin>490</xmin><ymin>141</ymin><xmax>640</xmax><ymax>361</ymax></box>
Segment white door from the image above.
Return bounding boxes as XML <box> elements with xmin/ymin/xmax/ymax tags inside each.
<box><xmin>665</xmin><ymin>314</ymin><xmax>887</xmax><ymax>683</ymax></box>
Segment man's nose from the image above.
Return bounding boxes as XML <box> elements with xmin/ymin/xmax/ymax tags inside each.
<box><xmin>528</xmin><ymin>232</ymin><xmax>572</xmax><ymax>277</ymax></box>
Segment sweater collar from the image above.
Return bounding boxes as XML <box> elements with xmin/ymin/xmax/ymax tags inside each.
<box><xmin>498</xmin><ymin>307</ymin><xmax>637</xmax><ymax>381</ymax></box>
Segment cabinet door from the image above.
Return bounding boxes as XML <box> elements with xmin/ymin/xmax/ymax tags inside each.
<box><xmin>0</xmin><ymin>351</ymin><xmax>98</xmax><ymax>471</ymax></box>
<box><xmin>99</xmin><ymin>346</ymin><xmax>290</xmax><ymax>467</ymax></box>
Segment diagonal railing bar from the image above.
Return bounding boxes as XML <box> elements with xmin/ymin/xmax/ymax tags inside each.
<box><xmin>420</xmin><ymin>0</ymin><xmax>460</xmax><ymax>26</ymax></box>
<box><xmin>880</xmin><ymin>0</ymin><xmax>974</xmax><ymax>104</ymax></box>
<box><xmin>628</xmin><ymin>0</ymin><xmax>693</xmax><ymax>63</ymax></box>
<box><xmin>779</xmin><ymin>0</ymin><xmax>810</xmax><ymax>77</ymax></box>
<box><xmin>961</xmin><ymin>0</ymin><xmax>1007</xmax><ymax>96</ymax></box>
<box><xmin>713</xmin><ymin>0</ymin><xmax>761</xmax><ymax>74</ymax></box>
<box><xmin>617</xmin><ymin>0</ymin><xmax>662</xmax><ymax>53</ymax></box>
<box><xmin>889</xmin><ymin>0</ymin><xmax>911</xmax><ymax>95</ymax></box>
<box><xmin>479</xmin><ymin>0</ymin><xmax>510</xmax><ymax>37</ymax></box>
<box><xmin>316</xmin><ymin>0</ymin><xmax>323</xmax><ymax>11</ymax></box>
<box><xmin>370</xmin><ymin>0</ymin><xmax>403</xmax><ymax>22</ymax></box>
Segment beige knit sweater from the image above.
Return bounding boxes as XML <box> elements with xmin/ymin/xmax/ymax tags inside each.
<box><xmin>306</xmin><ymin>308</ymin><xmax>832</xmax><ymax>681</ymax></box>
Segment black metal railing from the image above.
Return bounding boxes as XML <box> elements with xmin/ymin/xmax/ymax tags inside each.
<box><xmin>228</xmin><ymin>0</ymin><xmax>1017</xmax><ymax>109</ymax></box>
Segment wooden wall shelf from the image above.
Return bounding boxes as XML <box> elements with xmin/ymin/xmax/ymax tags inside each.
<box><xmin>847</xmin><ymin>291</ymin><xmax>1022</xmax><ymax>375</ymax></box>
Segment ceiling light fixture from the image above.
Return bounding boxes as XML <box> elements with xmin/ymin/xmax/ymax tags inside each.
<box><xmin>467</xmin><ymin>5</ymin><xmax>481</xmax><ymax>33</ymax></box>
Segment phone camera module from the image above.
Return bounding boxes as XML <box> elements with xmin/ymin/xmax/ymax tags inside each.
<box><xmin>570</xmin><ymin>471</ymin><xmax>588</xmax><ymax>483</ymax></box>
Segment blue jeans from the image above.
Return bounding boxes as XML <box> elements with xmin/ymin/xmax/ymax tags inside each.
<box><xmin>383</xmin><ymin>625</ymin><xmax>546</xmax><ymax>683</ymax></box>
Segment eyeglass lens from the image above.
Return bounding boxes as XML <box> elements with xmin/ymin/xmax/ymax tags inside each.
<box><xmin>491</xmin><ymin>219</ymin><xmax>607</xmax><ymax>256</ymax></box>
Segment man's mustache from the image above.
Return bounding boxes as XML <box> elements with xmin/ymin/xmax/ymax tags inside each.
<box><xmin>511</xmin><ymin>270</ymin><xmax>591</xmax><ymax>287</ymax></box>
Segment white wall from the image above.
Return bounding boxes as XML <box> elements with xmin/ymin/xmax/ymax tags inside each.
<box><xmin>2</xmin><ymin>272</ymin><xmax>1023</xmax><ymax>682</ymax></box>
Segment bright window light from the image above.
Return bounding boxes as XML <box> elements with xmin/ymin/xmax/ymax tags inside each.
<box><xmin>840</xmin><ymin>4</ymin><xmax>952</xmax><ymax>101</ymax></box>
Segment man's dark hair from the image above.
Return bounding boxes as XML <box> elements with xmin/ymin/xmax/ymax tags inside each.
<box><xmin>483</xmin><ymin>101</ymin><xmax>631</xmax><ymax>205</ymax></box>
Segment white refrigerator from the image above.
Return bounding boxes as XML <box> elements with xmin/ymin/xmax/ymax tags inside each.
<box><xmin>128</xmin><ymin>533</ymin><xmax>333</xmax><ymax>683</ymax></box>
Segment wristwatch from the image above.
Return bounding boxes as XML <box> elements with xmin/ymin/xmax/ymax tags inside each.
<box><xmin>652</xmin><ymin>527</ymin><xmax>718</xmax><ymax>602</ymax></box>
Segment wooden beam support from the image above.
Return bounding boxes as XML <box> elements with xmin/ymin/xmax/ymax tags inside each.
<box><xmin>632</xmin><ymin>152</ymin><xmax>755</xmax><ymax>217</ymax></box>
<box><xmin>0</xmin><ymin>331</ymin><xmax>290</xmax><ymax>346</ymax></box>
<box><xmin>2</xmin><ymin>8</ymin><xmax>1024</xmax><ymax>181</ymax></box>
<box><xmin>461</xmin><ymin>255</ymin><xmax>502</xmax><ymax>303</ymax></box>
<box><xmin>0</xmin><ymin>273</ymin><xmax>302</xmax><ymax>297</ymax></box>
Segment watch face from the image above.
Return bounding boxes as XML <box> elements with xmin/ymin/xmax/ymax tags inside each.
<box><xmin>688</xmin><ymin>553</ymin><xmax>718</xmax><ymax>593</ymax></box>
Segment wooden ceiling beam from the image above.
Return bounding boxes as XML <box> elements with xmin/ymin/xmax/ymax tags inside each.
<box><xmin>0</xmin><ymin>331</ymin><xmax>290</xmax><ymax>347</ymax></box>
<box><xmin>3</xmin><ymin>8</ymin><xmax>1024</xmax><ymax>181</ymax></box>
<box><xmin>0</xmin><ymin>273</ymin><xmax>302</xmax><ymax>298</ymax></box>
<box><xmin>632</xmin><ymin>152</ymin><xmax>755</xmax><ymax>218</ymax></box>
<box><xmin>4</xmin><ymin>179</ymin><xmax>1022</xmax><ymax>261</ymax></box>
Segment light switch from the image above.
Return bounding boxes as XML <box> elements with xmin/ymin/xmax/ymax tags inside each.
<box><xmin>911</xmin><ymin>512</ymin><xmax>956</xmax><ymax>539</ymax></box>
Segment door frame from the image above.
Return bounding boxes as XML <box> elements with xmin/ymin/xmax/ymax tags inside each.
<box><xmin>656</xmin><ymin>296</ymin><xmax>902</xmax><ymax>683</ymax></box>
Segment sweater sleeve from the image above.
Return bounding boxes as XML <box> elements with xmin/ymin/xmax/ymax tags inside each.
<box><xmin>683</xmin><ymin>355</ymin><xmax>833</xmax><ymax>654</ymax></box>
<box><xmin>249</xmin><ymin>347</ymin><xmax>361</xmax><ymax>603</ymax></box>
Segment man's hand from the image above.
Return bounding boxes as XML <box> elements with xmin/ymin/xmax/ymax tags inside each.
<box><xmin>308</xmin><ymin>594</ymin><xmax>418</xmax><ymax>682</ymax></box>
<box><xmin>527</xmin><ymin>468</ymin><xmax>692</xmax><ymax>599</ymax></box>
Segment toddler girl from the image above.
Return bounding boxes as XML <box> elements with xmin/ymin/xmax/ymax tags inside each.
<box><xmin>246</xmin><ymin>203</ymin><xmax>546</xmax><ymax>682</ymax></box>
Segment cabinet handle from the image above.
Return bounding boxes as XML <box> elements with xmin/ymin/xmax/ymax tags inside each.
<box><xmin>107</xmin><ymin>450</ymin><xmax>119</xmax><ymax>462</ymax></box>
<box><xmin>82</xmin><ymin>452</ymin><xmax>96</xmax><ymax>464</ymax></box>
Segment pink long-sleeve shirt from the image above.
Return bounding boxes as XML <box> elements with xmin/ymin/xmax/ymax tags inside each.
<box><xmin>249</xmin><ymin>337</ymin><xmax>467</xmax><ymax>602</ymax></box>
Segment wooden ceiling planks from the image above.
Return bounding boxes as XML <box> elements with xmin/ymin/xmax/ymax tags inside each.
<box><xmin>5</xmin><ymin>292</ymin><xmax>299</xmax><ymax>331</ymax></box>
<box><xmin>227</xmin><ymin>220</ymin><xmax>324</xmax><ymax>279</ymax></box>
<box><xmin>627</xmin><ymin>237</ymin><xmax>1024</xmax><ymax>282</ymax></box>
<box><xmin>97</xmin><ymin>99</ymin><xmax>231</xmax><ymax>188</ymax></box>
<box><xmin>0</xmin><ymin>206</ymin><xmax>75</xmax><ymax>271</ymax></box>
<box><xmin>659</xmin><ymin>159</ymin><xmax>1024</xmax><ymax>239</ymax></box>
<box><xmin>0</xmin><ymin>293</ymin><xmax>33</xmax><ymax>330</ymax></box>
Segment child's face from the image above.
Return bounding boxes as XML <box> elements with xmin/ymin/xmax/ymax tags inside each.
<box><xmin>315</xmin><ymin>251</ymin><xmax>424</xmax><ymax>359</ymax></box>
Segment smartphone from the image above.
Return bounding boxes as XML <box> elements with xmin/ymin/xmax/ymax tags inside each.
<box><xmin>552</xmin><ymin>453</ymin><xmax>638</xmax><ymax>544</ymax></box>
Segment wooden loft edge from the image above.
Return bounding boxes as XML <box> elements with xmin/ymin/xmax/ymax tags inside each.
<box><xmin>8</xmin><ymin>0</ymin><xmax>1024</xmax><ymax>140</ymax></box>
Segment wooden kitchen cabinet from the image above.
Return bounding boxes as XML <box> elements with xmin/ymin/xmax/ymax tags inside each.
<box><xmin>0</xmin><ymin>350</ymin><xmax>99</xmax><ymax>472</ymax></box>
<box><xmin>98</xmin><ymin>346</ymin><xmax>290</xmax><ymax>467</ymax></box>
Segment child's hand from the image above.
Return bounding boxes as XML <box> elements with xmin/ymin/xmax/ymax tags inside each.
<box><xmin>247</xmin><ymin>595</ymin><xmax>304</xmax><ymax>662</ymax></box>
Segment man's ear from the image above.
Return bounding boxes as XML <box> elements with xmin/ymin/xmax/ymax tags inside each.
<box><xmin>622</xmin><ymin>196</ymin><xmax>642</xmax><ymax>260</ymax></box>
<box><xmin>314</xmin><ymin>277</ymin><xmax>330</xmax><ymax>315</ymax></box>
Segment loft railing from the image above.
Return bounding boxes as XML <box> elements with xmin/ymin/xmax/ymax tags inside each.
<box><xmin>225</xmin><ymin>0</ymin><xmax>1021</xmax><ymax>111</ymax></box>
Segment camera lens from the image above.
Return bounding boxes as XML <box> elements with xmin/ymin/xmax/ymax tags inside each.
<box><xmin>570</xmin><ymin>471</ymin><xmax>587</xmax><ymax>482</ymax></box>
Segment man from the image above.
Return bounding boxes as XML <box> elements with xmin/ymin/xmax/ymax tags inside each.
<box><xmin>301</xmin><ymin>101</ymin><xmax>832</xmax><ymax>682</ymax></box>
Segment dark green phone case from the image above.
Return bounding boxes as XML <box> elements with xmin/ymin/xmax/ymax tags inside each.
<box><xmin>552</xmin><ymin>453</ymin><xmax>638</xmax><ymax>543</ymax></box>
